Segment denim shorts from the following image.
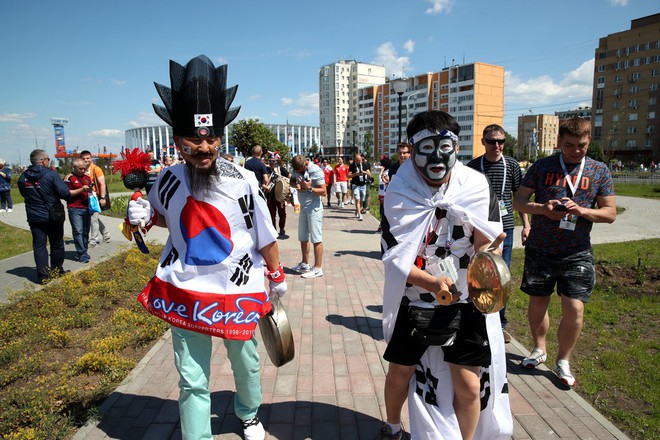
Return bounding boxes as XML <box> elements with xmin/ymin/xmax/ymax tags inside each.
<box><xmin>521</xmin><ymin>247</ymin><xmax>596</xmax><ymax>303</ymax></box>
<box><xmin>352</xmin><ymin>184</ymin><xmax>367</xmax><ymax>201</ymax></box>
<box><xmin>298</xmin><ymin>206</ymin><xmax>323</xmax><ymax>243</ymax></box>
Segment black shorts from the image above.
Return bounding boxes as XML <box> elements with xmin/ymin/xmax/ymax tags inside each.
<box><xmin>383</xmin><ymin>300</ymin><xmax>491</xmax><ymax>368</ymax></box>
<box><xmin>521</xmin><ymin>247</ymin><xmax>595</xmax><ymax>303</ymax></box>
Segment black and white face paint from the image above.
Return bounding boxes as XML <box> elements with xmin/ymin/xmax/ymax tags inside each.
<box><xmin>410</xmin><ymin>129</ymin><xmax>458</xmax><ymax>183</ymax></box>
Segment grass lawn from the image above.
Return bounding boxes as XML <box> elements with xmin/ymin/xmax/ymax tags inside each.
<box><xmin>0</xmin><ymin>222</ymin><xmax>33</xmax><ymax>258</ymax></box>
<box><xmin>0</xmin><ymin>246</ymin><xmax>167</xmax><ymax>439</ymax></box>
<box><xmin>506</xmin><ymin>239</ymin><xmax>659</xmax><ymax>440</ymax></box>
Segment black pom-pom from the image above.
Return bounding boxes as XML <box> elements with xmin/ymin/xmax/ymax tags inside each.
<box><xmin>123</xmin><ymin>172</ymin><xmax>148</xmax><ymax>190</ymax></box>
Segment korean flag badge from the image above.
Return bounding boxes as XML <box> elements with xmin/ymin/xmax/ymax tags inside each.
<box><xmin>195</xmin><ymin>114</ymin><xmax>213</xmax><ymax>127</ymax></box>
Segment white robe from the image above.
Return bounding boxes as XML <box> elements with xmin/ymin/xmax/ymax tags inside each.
<box><xmin>382</xmin><ymin>160</ymin><xmax>513</xmax><ymax>439</ymax></box>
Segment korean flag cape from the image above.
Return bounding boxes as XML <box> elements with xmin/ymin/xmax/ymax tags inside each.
<box><xmin>382</xmin><ymin>160</ymin><xmax>512</xmax><ymax>439</ymax></box>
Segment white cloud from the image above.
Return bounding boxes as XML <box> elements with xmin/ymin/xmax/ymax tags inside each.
<box><xmin>89</xmin><ymin>129</ymin><xmax>123</xmax><ymax>138</ymax></box>
<box><xmin>505</xmin><ymin>59</ymin><xmax>594</xmax><ymax>107</ymax></box>
<box><xmin>127</xmin><ymin>111</ymin><xmax>163</xmax><ymax>128</ymax></box>
<box><xmin>608</xmin><ymin>0</ymin><xmax>629</xmax><ymax>6</ymax></box>
<box><xmin>371</xmin><ymin>42</ymin><xmax>412</xmax><ymax>78</ymax></box>
<box><xmin>281</xmin><ymin>97</ymin><xmax>294</xmax><ymax>106</ymax></box>
<box><xmin>111</xmin><ymin>79</ymin><xmax>127</xmax><ymax>86</ymax></box>
<box><xmin>248</xmin><ymin>95</ymin><xmax>261</xmax><ymax>101</ymax></box>
<box><xmin>425</xmin><ymin>0</ymin><xmax>453</xmax><ymax>15</ymax></box>
<box><xmin>403</xmin><ymin>40</ymin><xmax>415</xmax><ymax>54</ymax></box>
<box><xmin>0</xmin><ymin>112</ymin><xmax>37</xmax><ymax>123</ymax></box>
<box><xmin>288</xmin><ymin>92</ymin><xmax>319</xmax><ymax>117</ymax></box>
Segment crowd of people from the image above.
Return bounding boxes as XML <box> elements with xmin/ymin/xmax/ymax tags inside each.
<box><xmin>6</xmin><ymin>54</ymin><xmax>619</xmax><ymax>440</ymax></box>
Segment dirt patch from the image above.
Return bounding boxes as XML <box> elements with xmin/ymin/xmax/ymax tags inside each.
<box><xmin>596</xmin><ymin>263</ymin><xmax>660</xmax><ymax>299</ymax></box>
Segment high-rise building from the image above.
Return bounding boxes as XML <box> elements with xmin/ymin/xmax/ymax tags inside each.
<box><xmin>319</xmin><ymin>60</ymin><xmax>386</xmax><ymax>157</ymax></box>
<box><xmin>357</xmin><ymin>62</ymin><xmax>504</xmax><ymax>162</ymax></box>
<box><xmin>517</xmin><ymin>114</ymin><xmax>559</xmax><ymax>159</ymax></box>
<box><xmin>591</xmin><ymin>13</ymin><xmax>660</xmax><ymax>162</ymax></box>
<box><xmin>555</xmin><ymin>106</ymin><xmax>592</xmax><ymax>124</ymax></box>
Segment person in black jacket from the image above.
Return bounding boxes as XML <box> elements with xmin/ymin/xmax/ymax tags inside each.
<box><xmin>18</xmin><ymin>149</ymin><xmax>71</xmax><ymax>283</ymax></box>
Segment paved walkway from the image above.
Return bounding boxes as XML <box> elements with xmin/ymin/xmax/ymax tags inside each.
<box><xmin>2</xmin><ymin>195</ymin><xmax>657</xmax><ymax>439</ymax></box>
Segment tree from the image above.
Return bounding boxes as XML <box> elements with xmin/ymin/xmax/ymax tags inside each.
<box><xmin>362</xmin><ymin>130</ymin><xmax>374</xmax><ymax>162</ymax></box>
<box><xmin>229</xmin><ymin>119</ymin><xmax>286</xmax><ymax>160</ymax></box>
<box><xmin>503</xmin><ymin>130</ymin><xmax>518</xmax><ymax>159</ymax></box>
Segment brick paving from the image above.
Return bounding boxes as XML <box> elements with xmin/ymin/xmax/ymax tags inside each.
<box><xmin>0</xmin><ymin>199</ymin><xmax>632</xmax><ymax>439</ymax></box>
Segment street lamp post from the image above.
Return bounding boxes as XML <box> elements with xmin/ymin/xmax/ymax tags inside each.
<box><xmin>391</xmin><ymin>78</ymin><xmax>408</xmax><ymax>144</ymax></box>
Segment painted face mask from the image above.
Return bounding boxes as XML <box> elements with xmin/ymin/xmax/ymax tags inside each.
<box><xmin>410</xmin><ymin>129</ymin><xmax>458</xmax><ymax>182</ymax></box>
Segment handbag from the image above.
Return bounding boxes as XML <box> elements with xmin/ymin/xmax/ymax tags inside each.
<box><xmin>88</xmin><ymin>192</ymin><xmax>101</xmax><ymax>214</ymax></box>
<box><xmin>101</xmin><ymin>192</ymin><xmax>111</xmax><ymax>211</ymax></box>
<box><xmin>33</xmin><ymin>181</ymin><xmax>66</xmax><ymax>223</ymax></box>
<box><xmin>408</xmin><ymin>302</ymin><xmax>462</xmax><ymax>346</ymax></box>
<box><xmin>49</xmin><ymin>202</ymin><xmax>66</xmax><ymax>223</ymax></box>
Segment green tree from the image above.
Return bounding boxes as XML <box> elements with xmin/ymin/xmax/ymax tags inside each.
<box><xmin>504</xmin><ymin>130</ymin><xmax>518</xmax><ymax>159</ymax></box>
<box><xmin>362</xmin><ymin>130</ymin><xmax>374</xmax><ymax>162</ymax></box>
<box><xmin>229</xmin><ymin>119</ymin><xmax>286</xmax><ymax>160</ymax></box>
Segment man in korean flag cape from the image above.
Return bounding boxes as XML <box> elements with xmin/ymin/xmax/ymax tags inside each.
<box><xmin>378</xmin><ymin>111</ymin><xmax>513</xmax><ymax>439</ymax></box>
<box><xmin>127</xmin><ymin>55</ymin><xmax>284</xmax><ymax>440</ymax></box>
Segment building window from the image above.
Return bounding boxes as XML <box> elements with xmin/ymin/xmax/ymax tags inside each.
<box><xmin>597</xmin><ymin>65</ymin><xmax>605</xmax><ymax>72</ymax></box>
<box><xmin>631</xmin><ymin>72</ymin><xmax>641</xmax><ymax>80</ymax></box>
<box><xmin>652</xmin><ymin>69</ymin><xmax>659</xmax><ymax>77</ymax></box>
<box><xmin>615</xmin><ymin>75</ymin><xmax>622</xmax><ymax>82</ymax></box>
<box><xmin>650</xmin><ymin>97</ymin><xmax>657</xmax><ymax>105</ymax></box>
<box><xmin>628</xmin><ymin>113</ymin><xmax>638</xmax><ymax>121</ymax></box>
<box><xmin>627</xmin><ymin>127</ymin><xmax>637</xmax><ymax>134</ymax></box>
<box><xmin>630</xmin><ymin>86</ymin><xmax>639</xmax><ymax>94</ymax></box>
<box><xmin>648</xmin><ymin>112</ymin><xmax>656</xmax><ymax>119</ymax></box>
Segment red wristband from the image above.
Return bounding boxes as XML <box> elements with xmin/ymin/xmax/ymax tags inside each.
<box><xmin>266</xmin><ymin>264</ymin><xmax>285</xmax><ymax>283</ymax></box>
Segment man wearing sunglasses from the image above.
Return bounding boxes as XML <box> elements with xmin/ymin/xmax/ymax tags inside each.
<box><xmin>379</xmin><ymin>111</ymin><xmax>510</xmax><ymax>439</ymax></box>
<box><xmin>18</xmin><ymin>150</ymin><xmax>73</xmax><ymax>283</ymax></box>
<box><xmin>468</xmin><ymin>124</ymin><xmax>530</xmax><ymax>344</ymax></box>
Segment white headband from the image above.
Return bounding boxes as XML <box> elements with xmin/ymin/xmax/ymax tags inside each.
<box><xmin>409</xmin><ymin>129</ymin><xmax>458</xmax><ymax>145</ymax></box>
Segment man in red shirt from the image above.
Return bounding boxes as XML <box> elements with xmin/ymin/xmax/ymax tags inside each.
<box><xmin>322</xmin><ymin>158</ymin><xmax>334</xmax><ymax>208</ymax></box>
<box><xmin>333</xmin><ymin>157</ymin><xmax>349</xmax><ymax>207</ymax></box>
<box><xmin>64</xmin><ymin>158</ymin><xmax>92</xmax><ymax>263</ymax></box>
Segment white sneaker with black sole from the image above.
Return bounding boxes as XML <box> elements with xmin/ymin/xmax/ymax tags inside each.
<box><xmin>241</xmin><ymin>417</ymin><xmax>265</xmax><ymax>440</ymax></box>
<box><xmin>301</xmin><ymin>267</ymin><xmax>323</xmax><ymax>279</ymax></box>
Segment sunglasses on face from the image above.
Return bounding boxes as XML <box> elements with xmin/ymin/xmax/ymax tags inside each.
<box><xmin>484</xmin><ymin>138</ymin><xmax>505</xmax><ymax>146</ymax></box>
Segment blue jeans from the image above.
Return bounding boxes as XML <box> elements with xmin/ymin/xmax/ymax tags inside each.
<box><xmin>0</xmin><ymin>190</ymin><xmax>12</xmax><ymax>209</ymax></box>
<box><xmin>500</xmin><ymin>228</ymin><xmax>514</xmax><ymax>329</ymax></box>
<box><xmin>29</xmin><ymin>221</ymin><xmax>65</xmax><ymax>282</ymax></box>
<box><xmin>68</xmin><ymin>208</ymin><xmax>91</xmax><ymax>261</ymax></box>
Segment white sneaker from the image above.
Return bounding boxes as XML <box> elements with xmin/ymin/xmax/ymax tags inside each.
<box><xmin>102</xmin><ymin>234</ymin><xmax>111</xmax><ymax>243</ymax></box>
<box><xmin>340</xmin><ymin>202</ymin><xmax>344</xmax><ymax>208</ymax></box>
<box><xmin>555</xmin><ymin>360</ymin><xmax>576</xmax><ymax>388</ymax></box>
<box><xmin>0</xmin><ymin>209</ymin><xmax>5</xmax><ymax>213</ymax></box>
<box><xmin>358</xmin><ymin>214</ymin><xmax>363</xmax><ymax>221</ymax></box>
<box><xmin>6</xmin><ymin>208</ymin><xmax>12</xmax><ymax>213</ymax></box>
<box><xmin>301</xmin><ymin>267</ymin><xmax>323</xmax><ymax>279</ymax></box>
<box><xmin>521</xmin><ymin>347</ymin><xmax>547</xmax><ymax>368</ymax></box>
<box><xmin>291</xmin><ymin>262</ymin><xmax>311</xmax><ymax>273</ymax></box>
<box><xmin>241</xmin><ymin>417</ymin><xmax>265</xmax><ymax>440</ymax></box>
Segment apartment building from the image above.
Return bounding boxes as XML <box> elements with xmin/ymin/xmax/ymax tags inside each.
<box><xmin>357</xmin><ymin>62</ymin><xmax>504</xmax><ymax>162</ymax></box>
<box><xmin>319</xmin><ymin>60</ymin><xmax>386</xmax><ymax>157</ymax></box>
<box><xmin>555</xmin><ymin>106</ymin><xmax>592</xmax><ymax>124</ymax></box>
<box><xmin>517</xmin><ymin>114</ymin><xmax>559</xmax><ymax>159</ymax></box>
<box><xmin>592</xmin><ymin>13</ymin><xmax>660</xmax><ymax>162</ymax></box>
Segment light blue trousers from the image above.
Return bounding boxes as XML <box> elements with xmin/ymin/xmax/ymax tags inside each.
<box><xmin>171</xmin><ymin>326</ymin><xmax>262</xmax><ymax>440</ymax></box>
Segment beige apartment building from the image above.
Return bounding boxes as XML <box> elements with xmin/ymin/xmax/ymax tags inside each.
<box><xmin>356</xmin><ymin>62</ymin><xmax>504</xmax><ymax>162</ymax></box>
<box><xmin>517</xmin><ymin>114</ymin><xmax>559</xmax><ymax>159</ymax></box>
<box><xmin>592</xmin><ymin>13</ymin><xmax>660</xmax><ymax>162</ymax></box>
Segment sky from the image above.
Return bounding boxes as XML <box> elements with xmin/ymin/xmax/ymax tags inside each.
<box><xmin>1</xmin><ymin>0</ymin><xmax>658</xmax><ymax>165</ymax></box>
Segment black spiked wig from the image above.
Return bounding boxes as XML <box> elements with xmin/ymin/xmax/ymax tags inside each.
<box><xmin>153</xmin><ymin>55</ymin><xmax>240</xmax><ymax>138</ymax></box>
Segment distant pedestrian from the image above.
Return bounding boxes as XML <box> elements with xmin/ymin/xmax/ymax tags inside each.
<box><xmin>347</xmin><ymin>153</ymin><xmax>371</xmax><ymax>221</ymax></box>
<box><xmin>266</xmin><ymin>152</ymin><xmax>289</xmax><ymax>237</ymax></box>
<box><xmin>18</xmin><ymin>149</ymin><xmax>72</xmax><ymax>283</ymax></box>
<box><xmin>145</xmin><ymin>150</ymin><xmax>162</xmax><ymax>194</ymax></box>
<box><xmin>290</xmin><ymin>154</ymin><xmax>326</xmax><ymax>278</ymax></box>
<box><xmin>64</xmin><ymin>158</ymin><xmax>92</xmax><ymax>263</ymax></box>
<box><xmin>244</xmin><ymin>145</ymin><xmax>271</xmax><ymax>196</ymax></box>
<box><xmin>322</xmin><ymin>158</ymin><xmax>334</xmax><ymax>207</ymax></box>
<box><xmin>514</xmin><ymin>117</ymin><xmax>616</xmax><ymax>388</ymax></box>
<box><xmin>80</xmin><ymin>150</ymin><xmax>110</xmax><ymax>246</ymax></box>
<box><xmin>388</xmin><ymin>142</ymin><xmax>411</xmax><ymax>179</ymax></box>
<box><xmin>333</xmin><ymin>157</ymin><xmax>349</xmax><ymax>207</ymax></box>
<box><xmin>467</xmin><ymin>124</ymin><xmax>530</xmax><ymax>344</ymax></box>
<box><xmin>0</xmin><ymin>158</ymin><xmax>12</xmax><ymax>212</ymax></box>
